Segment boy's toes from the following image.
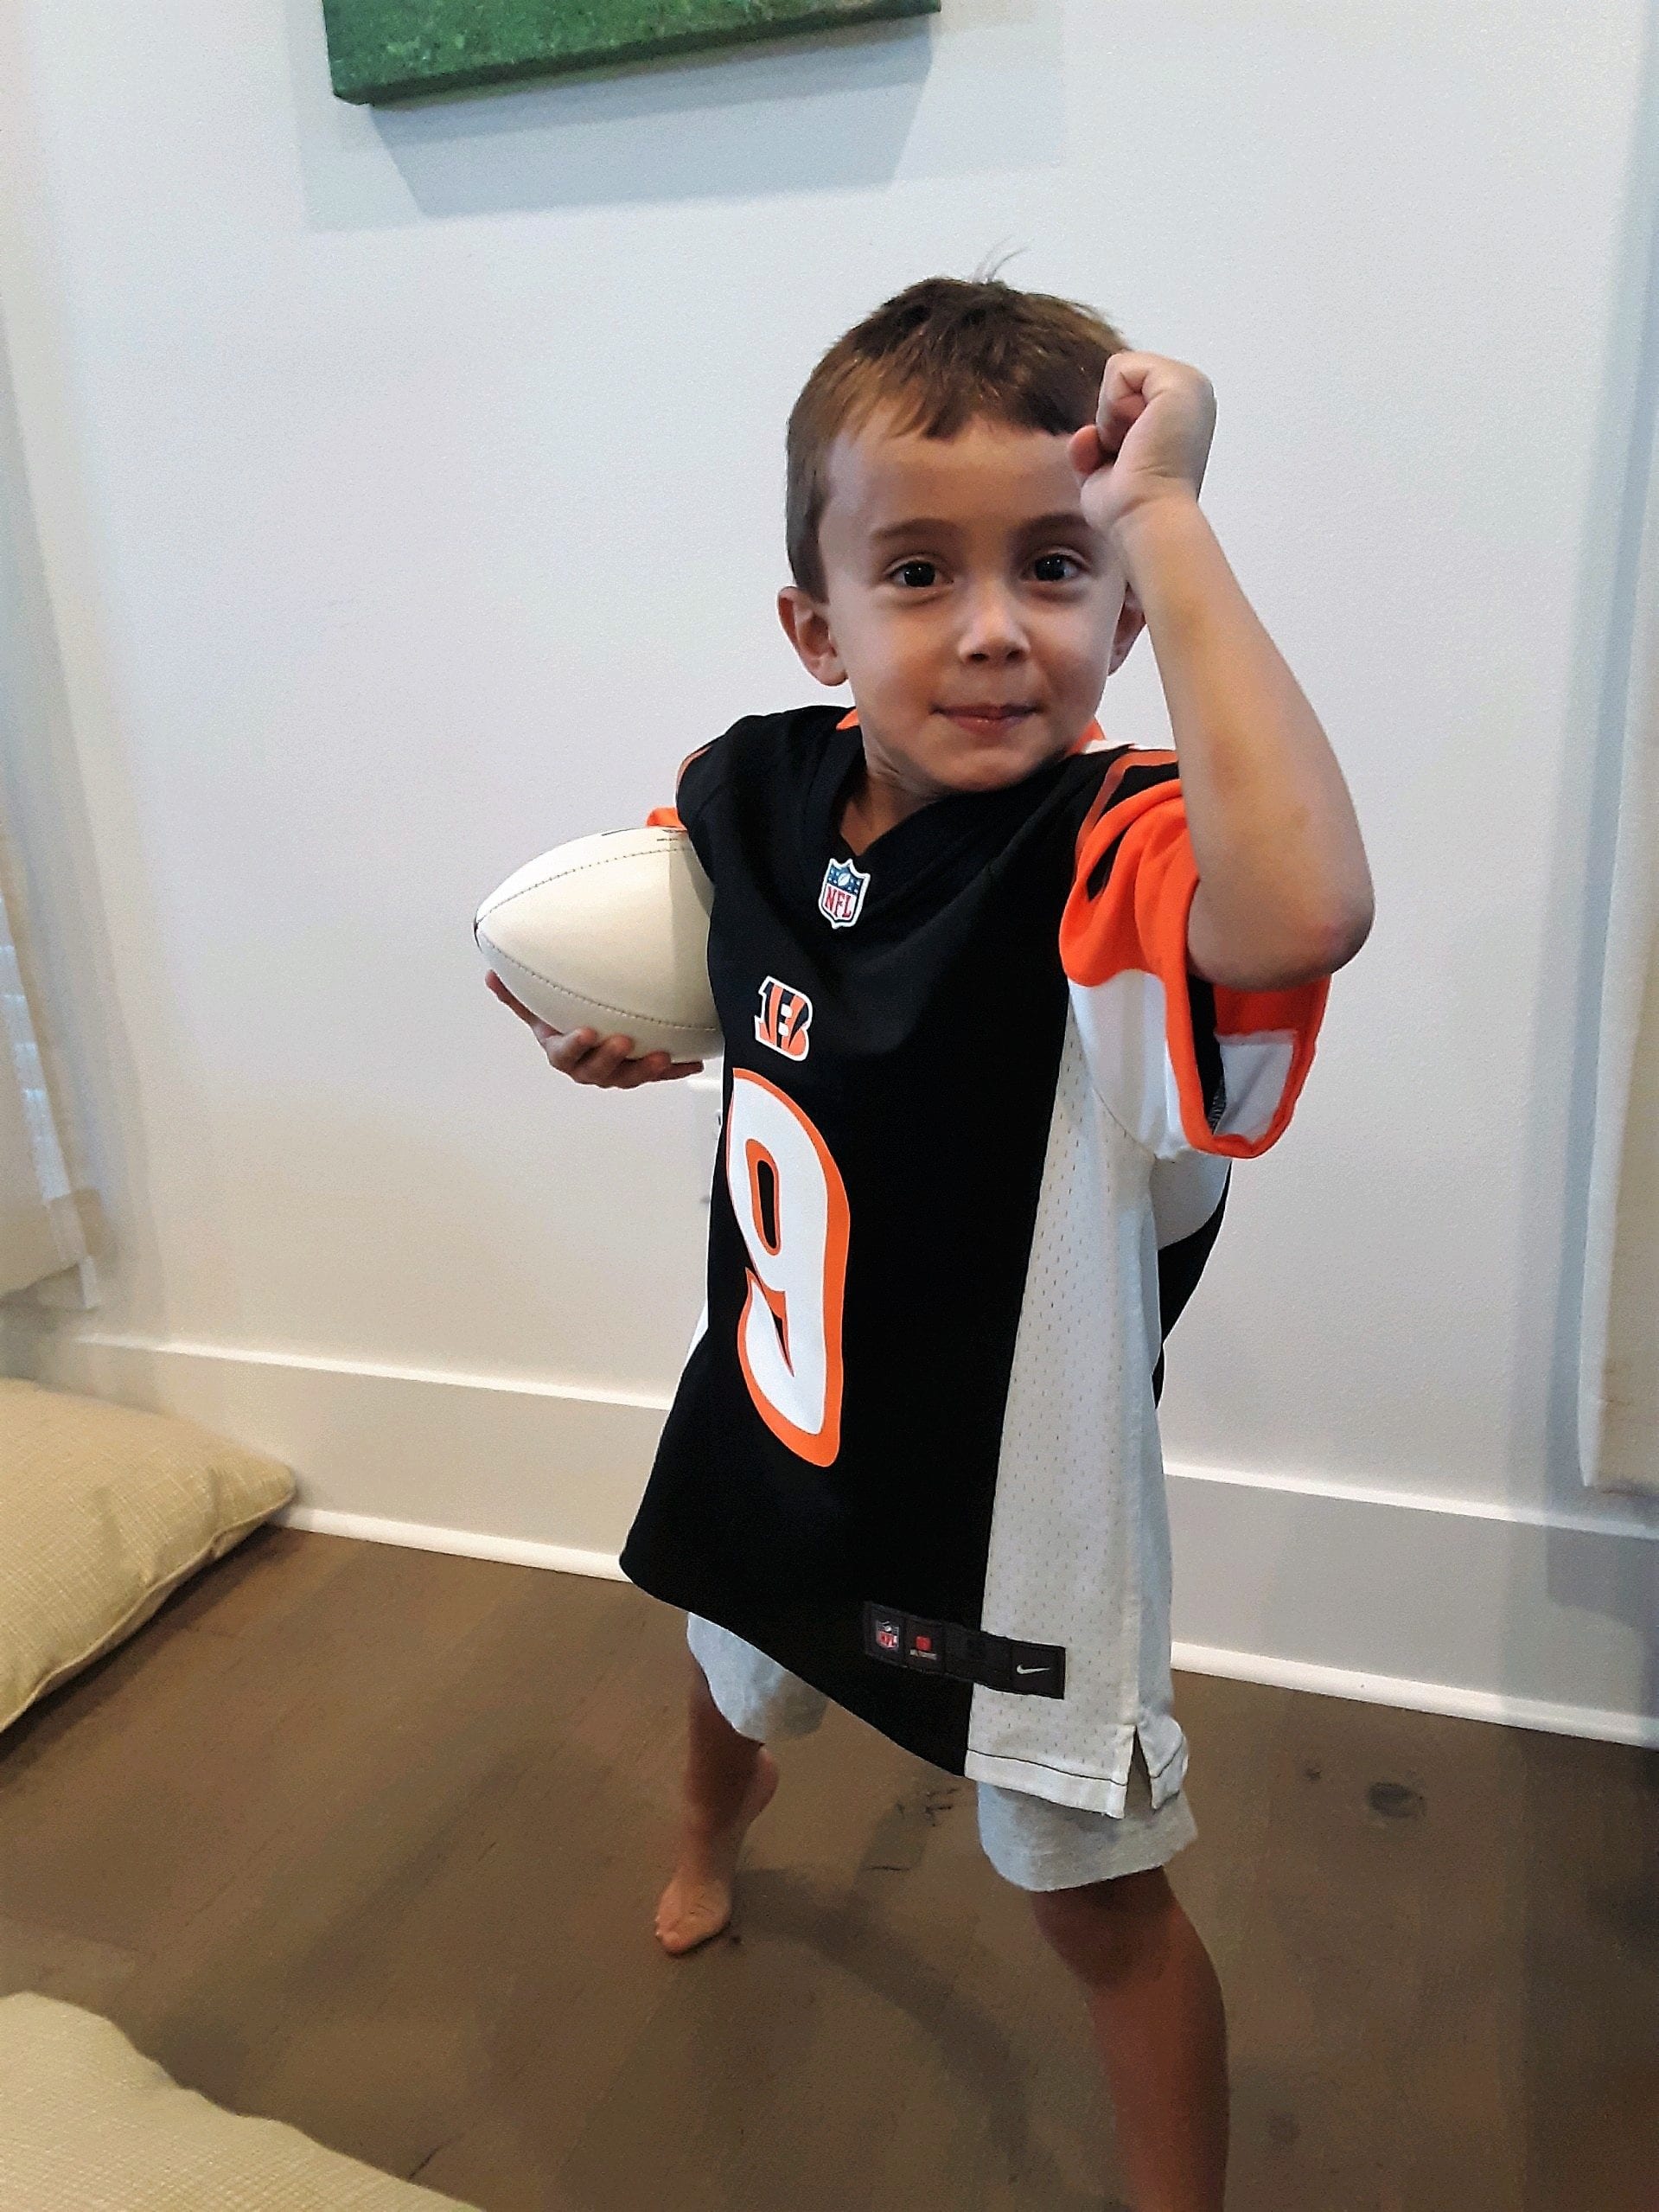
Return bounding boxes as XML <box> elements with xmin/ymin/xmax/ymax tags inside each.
<box><xmin>654</xmin><ymin>1876</ymin><xmax>733</xmax><ymax>1955</ymax></box>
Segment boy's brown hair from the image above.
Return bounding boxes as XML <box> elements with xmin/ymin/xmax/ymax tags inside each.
<box><xmin>785</xmin><ymin>272</ymin><xmax>1129</xmax><ymax>602</ymax></box>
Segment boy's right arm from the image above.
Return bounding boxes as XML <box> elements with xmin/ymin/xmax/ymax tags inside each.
<box><xmin>483</xmin><ymin>969</ymin><xmax>704</xmax><ymax>1090</ymax></box>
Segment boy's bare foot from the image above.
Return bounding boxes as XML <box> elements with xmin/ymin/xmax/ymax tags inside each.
<box><xmin>654</xmin><ymin>1747</ymin><xmax>780</xmax><ymax>1955</ymax></box>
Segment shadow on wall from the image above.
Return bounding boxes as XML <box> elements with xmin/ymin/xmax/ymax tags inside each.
<box><xmin>1520</xmin><ymin>1</ymin><xmax>1659</xmax><ymax>2191</ymax></box>
<box><xmin>1518</xmin><ymin>0</ymin><xmax>1659</xmax><ymax>1675</ymax></box>
<box><xmin>1520</xmin><ymin>0</ymin><xmax>1659</xmax><ymax>1530</ymax></box>
<box><xmin>7</xmin><ymin>1052</ymin><xmax>713</xmax><ymax>1551</ymax></box>
<box><xmin>278</xmin><ymin>0</ymin><xmax>1061</xmax><ymax>227</ymax></box>
<box><xmin>188</xmin><ymin>1065</ymin><xmax>713</xmax><ymax>1411</ymax></box>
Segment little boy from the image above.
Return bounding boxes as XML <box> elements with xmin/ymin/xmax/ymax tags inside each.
<box><xmin>488</xmin><ymin>275</ymin><xmax>1372</xmax><ymax>2212</ymax></box>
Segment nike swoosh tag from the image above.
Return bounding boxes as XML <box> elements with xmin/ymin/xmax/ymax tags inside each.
<box><xmin>860</xmin><ymin>1602</ymin><xmax>1066</xmax><ymax>1697</ymax></box>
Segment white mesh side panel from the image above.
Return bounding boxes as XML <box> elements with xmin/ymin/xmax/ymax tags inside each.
<box><xmin>1070</xmin><ymin>965</ymin><xmax>1185</xmax><ymax>1157</ymax></box>
<box><xmin>964</xmin><ymin>1013</ymin><xmax>1186</xmax><ymax>1817</ymax></box>
<box><xmin>1074</xmin><ymin>962</ymin><xmax>1300</xmax><ymax>1157</ymax></box>
<box><xmin>1215</xmin><ymin>1028</ymin><xmax>1297</xmax><ymax>1141</ymax></box>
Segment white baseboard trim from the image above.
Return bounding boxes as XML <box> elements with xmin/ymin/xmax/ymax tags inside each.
<box><xmin>278</xmin><ymin>1503</ymin><xmax>631</xmax><ymax>1584</ymax></box>
<box><xmin>1166</xmin><ymin>1640</ymin><xmax>1659</xmax><ymax>1750</ymax></box>
<box><xmin>14</xmin><ymin>1327</ymin><xmax>1659</xmax><ymax>1750</ymax></box>
<box><xmin>279</xmin><ymin>1500</ymin><xmax>1659</xmax><ymax>1750</ymax></box>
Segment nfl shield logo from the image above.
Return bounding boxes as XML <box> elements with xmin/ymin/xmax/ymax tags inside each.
<box><xmin>819</xmin><ymin>854</ymin><xmax>871</xmax><ymax>930</ymax></box>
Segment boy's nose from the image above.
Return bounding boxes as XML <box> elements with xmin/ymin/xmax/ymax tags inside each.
<box><xmin>958</xmin><ymin>587</ymin><xmax>1029</xmax><ymax>659</ymax></box>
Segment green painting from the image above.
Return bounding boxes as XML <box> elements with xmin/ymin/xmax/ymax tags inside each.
<box><xmin>322</xmin><ymin>0</ymin><xmax>941</xmax><ymax>104</ymax></box>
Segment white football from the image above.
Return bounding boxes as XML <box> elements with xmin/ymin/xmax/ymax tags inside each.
<box><xmin>474</xmin><ymin>826</ymin><xmax>721</xmax><ymax>1061</ymax></box>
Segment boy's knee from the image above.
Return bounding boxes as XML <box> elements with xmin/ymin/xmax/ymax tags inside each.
<box><xmin>1028</xmin><ymin>1864</ymin><xmax>1178</xmax><ymax>1985</ymax></box>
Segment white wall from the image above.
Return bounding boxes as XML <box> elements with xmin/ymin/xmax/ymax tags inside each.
<box><xmin>2</xmin><ymin>0</ymin><xmax>1655</xmax><ymax>1741</ymax></box>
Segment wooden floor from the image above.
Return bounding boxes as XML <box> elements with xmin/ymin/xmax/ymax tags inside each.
<box><xmin>1</xmin><ymin>1527</ymin><xmax>1654</xmax><ymax>2211</ymax></box>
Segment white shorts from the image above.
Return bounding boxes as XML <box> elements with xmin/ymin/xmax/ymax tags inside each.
<box><xmin>686</xmin><ymin>1613</ymin><xmax>1197</xmax><ymax>1895</ymax></box>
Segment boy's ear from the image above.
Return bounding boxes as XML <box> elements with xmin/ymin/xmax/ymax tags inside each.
<box><xmin>778</xmin><ymin>586</ymin><xmax>847</xmax><ymax>687</ymax></box>
<box><xmin>1107</xmin><ymin>584</ymin><xmax>1146</xmax><ymax>678</ymax></box>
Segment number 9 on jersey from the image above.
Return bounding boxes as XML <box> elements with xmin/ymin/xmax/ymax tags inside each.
<box><xmin>724</xmin><ymin>1070</ymin><xmax>850</xmax><ymax>1467</ymax></box>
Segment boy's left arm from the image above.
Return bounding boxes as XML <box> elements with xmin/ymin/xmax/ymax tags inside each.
<box><xmin>1074</xmin><ymin>354</ymin><xmax>1375</xmax><ymax>994</ymax></box>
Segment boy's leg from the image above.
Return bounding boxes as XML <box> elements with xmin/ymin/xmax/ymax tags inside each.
<box><xmin>654</xmin><ymin>1646</ymin><xmax>780</xmax><ymax>1955</ymax></box>
<box><xmin>1027</xmin><ymin>1867</ymin><xmax>1228</xmax><ymax>2212</ymax></box>
<box><xmin>978</xmin><ymin>1749</ymin><xmax>1225</xmax><ymax>2212</ymax></box>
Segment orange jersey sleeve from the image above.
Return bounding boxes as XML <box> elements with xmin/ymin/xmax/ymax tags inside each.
<box><xmin>1059</xmin><ymin>756</ymin><xmax>1328</xmax><ymax>1159</ymax></box>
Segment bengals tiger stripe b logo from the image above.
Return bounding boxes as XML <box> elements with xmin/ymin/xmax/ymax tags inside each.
<box><xmin>754</xmin><ymin>976</ymin><xmax>814</xmax><ymax>1062</ymax></box>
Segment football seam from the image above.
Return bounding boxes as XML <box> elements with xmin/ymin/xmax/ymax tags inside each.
<box><xmin>482</xmin><ymin>952</ymin><xmax>716</xmax><ymax>1037</ymax></box>
<box><xmin>474</xmin><ymin>837</ymin><xmax>683</xmax><ymax>924</ymax></box>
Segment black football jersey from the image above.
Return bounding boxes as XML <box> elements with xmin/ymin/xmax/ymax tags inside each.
<box><xmin>618</xmin><ymin>705</ymin><xmax>1327</xmax><ymax>1814</ymax></box>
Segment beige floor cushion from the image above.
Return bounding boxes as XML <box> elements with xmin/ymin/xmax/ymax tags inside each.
<box><xmin>0</xmin><ymin>1991</ymin><xmax>477</xmax><ymax>2209</ymax></box>
<box><xmin>0</xmin><ymin>1378</ymin><xmax>296</xmax><ymax>1736</ymax></box>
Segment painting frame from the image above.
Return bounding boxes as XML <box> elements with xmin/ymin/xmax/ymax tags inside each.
<box><xmin>322</xmin><ymin>0</ymin><xmax>941</xmax><ymax>106</ymax></box>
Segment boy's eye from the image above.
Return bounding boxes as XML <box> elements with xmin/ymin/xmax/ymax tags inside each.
<box><xmin>884</xmin><ymin>553</ymin><xmax>1086</xmax><ymax>588</ymax></box>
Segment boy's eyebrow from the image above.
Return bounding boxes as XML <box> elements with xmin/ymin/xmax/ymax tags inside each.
<box><xmin>866</xmin><ymin>509</ymin><xmax>1098</xmax><ymax>546</ymax></box>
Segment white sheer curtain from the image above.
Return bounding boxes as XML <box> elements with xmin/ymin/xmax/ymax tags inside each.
<box><xmin>1579</xmin><ymin>391</ymin><xmax>1659</xmax><ymax>1496</ymax></box>
<box><xmin>0</xmin><ymin>815</ymin><xmax>90</xmax><ymax>1303</ymax></box>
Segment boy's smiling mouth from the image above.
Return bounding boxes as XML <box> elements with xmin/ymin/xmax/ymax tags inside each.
<box><xmin>937</xmin><ymin>701</ymin><xmax>1038</xmax><ymax>731</ymax></box>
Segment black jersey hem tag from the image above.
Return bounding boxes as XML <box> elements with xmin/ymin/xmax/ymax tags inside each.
<box><xmin>863</xmin><ymin>1601</ymin><xmax>1066</xmax><ymax>1699</ymax></box>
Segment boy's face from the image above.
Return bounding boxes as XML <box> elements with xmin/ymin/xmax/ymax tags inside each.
<box><xmin>778</xmin><ymin>406</ymin><xmax>1145</xmax><ymax>807</ymax></box>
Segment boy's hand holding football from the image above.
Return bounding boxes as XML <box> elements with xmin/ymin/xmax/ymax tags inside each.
<box><xmin>484</xmin><ymin>969</ymin><xmax>703</xmax><ymax>1088</ymax></box>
